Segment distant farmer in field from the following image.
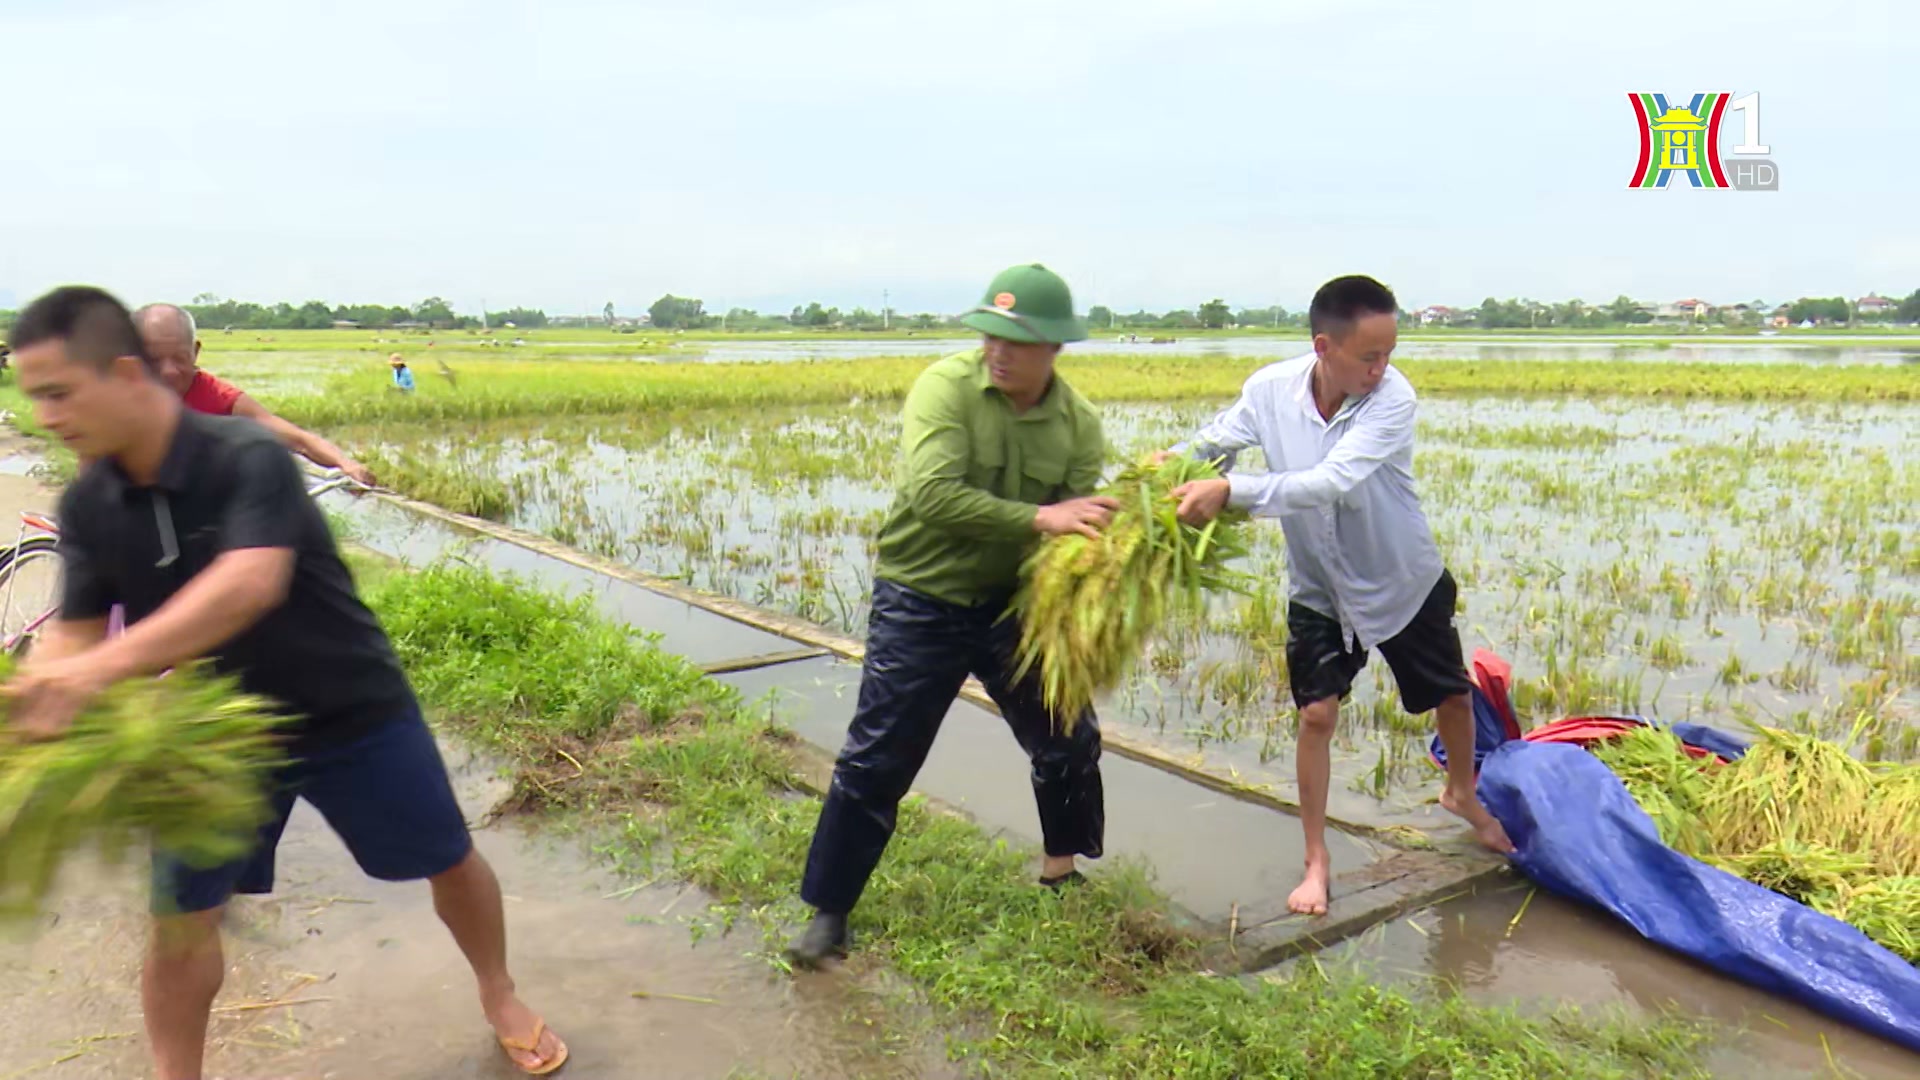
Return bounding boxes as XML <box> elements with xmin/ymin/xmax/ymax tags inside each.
<box><xmin>787</xmin><ymin>263</ymin><xmax>1118</xmax><ymax>967</ymax></box>
<box><xmin>390</xmin><ymin>353</ymin><xmax>415</xmax><ymax>392</ymax></box>
<box><xmin>4</xmin><ymin>286</ymin><xmax>568</xmax><ymax>1077</ymax></box>
<box><xmin>1161</xmin><ymin>274</ymin><xmax>1516</xmax><ymax>917</ymax></box>
<box><xmin>134</xmin><ymin>304</ymin><xmax>377</xmax><ymax>488</ymax></box>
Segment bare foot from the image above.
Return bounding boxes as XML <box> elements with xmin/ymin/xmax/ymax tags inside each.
<box><xmin>486</xmin><ymin>991</ymin><xmax>567</xmax><ymax>1074</ymax></box>
<box><xmin>1287</xmin><ymin>857</ymin><xmax>1331</xmax><ymax>916</ymax></box>
<box><xmin>1440</xmin><ymin>785</ymin><xmax>1517</xmax><ymax>854</ymax></box>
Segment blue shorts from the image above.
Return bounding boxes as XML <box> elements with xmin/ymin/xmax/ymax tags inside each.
<box><xmin>151</xmin><ymin>704</ymin><xmax>474</xmax><ymax>915</ymax></box>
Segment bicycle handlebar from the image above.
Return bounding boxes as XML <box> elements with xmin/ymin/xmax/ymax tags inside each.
<box><xmin>304</xmin><ymin>469</ymin><xmax>395</xmax><ymax>499</ymax></box>
<box><xmin>14</xmin><ymin>470</ymin><xmax>390</xmax><ymax>540</ymax></box>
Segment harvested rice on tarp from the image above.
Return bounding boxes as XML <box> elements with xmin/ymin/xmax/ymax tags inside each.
<box><xmin>1584</xmin><ymin>724</ymin><xmax>1717</xmax><ymax>857</ymax></box>
<box><xmin>0</xmin><ymin>657</ymin><xmax>291</xmax><ymax>921</ymax></box>
<box><xmin>1592</xmin><ymin>723</ymin><xmax>1920</xmax><ymax>962</ymax></box>
<box><xmin>1011</xmin><ymin>455</ymin><xmax>1251</xmax><ymax>732</ymax></box>
<box><xmin>1835</xmin><ymin>877</ymin><xmax>1920</xmax><ymax>963</ymax></box>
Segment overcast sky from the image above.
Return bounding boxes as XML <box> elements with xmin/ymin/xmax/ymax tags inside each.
<box><xmin>1</xmin><ymin>0</ymin><xmax>1910</xmax><ymax>317</ymax></box>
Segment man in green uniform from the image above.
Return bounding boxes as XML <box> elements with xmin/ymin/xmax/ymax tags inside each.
<box><xmin>788</xmin><ymin>264</ymin><xmax>1120</xmax><ymax>967</ymax></box>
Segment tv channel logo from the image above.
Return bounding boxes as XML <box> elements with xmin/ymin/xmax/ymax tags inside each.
<box><xmin>1628</xmin><ymin>92</ymin><xmax>1778</xmax><ymax>191</ymax></box>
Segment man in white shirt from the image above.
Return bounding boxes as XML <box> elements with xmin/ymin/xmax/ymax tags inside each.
<box><xmin>1164</xmin><ymin>274</ymin><xmax>1514</xmax><ymax>917</ymax></box>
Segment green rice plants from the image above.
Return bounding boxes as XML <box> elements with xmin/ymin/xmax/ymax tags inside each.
<box><xmin>1646</xmin><ymin>633</ymin><xmax>1689</xmax><ymax>671</ymax></box>
<box><xmin>0</xmin><ymin>658</ymin><xmax>292</xmax><ymax>921</ymax></box>
<box><xmin>1590</xmin><ymin>726</ymin><xmax>1718</xmax><ymax>856</ymax></box>
<box><xmin>1833</xmin><ymin>876</ymin><xmax>1920</xmax><ymax>961</ymax></box>
<box><xmin>108</xmin><ymin>335</ymin><xmax>1910</xmax><ymax>803</ymax></box>
<box><xmin>1011</xmin><ymin>455</ymin><xmax>1252</xmax><ymax>732</ymax></box>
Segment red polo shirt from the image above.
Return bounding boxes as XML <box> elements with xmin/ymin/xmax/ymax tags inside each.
<box><xmin>182</xmin><ymin>370</ymin><xmax>244</xmax><ymax>416</ymax></box>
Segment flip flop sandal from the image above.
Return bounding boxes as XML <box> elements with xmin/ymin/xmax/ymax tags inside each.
<box><xmin>498</xmin><ymin>1016</ymin><xmax>569</xmax><ymax>1076</ymax></box>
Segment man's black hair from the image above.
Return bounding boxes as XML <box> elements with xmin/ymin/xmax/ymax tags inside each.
<box><xmin>6</xmin><ymin>286</ymin><xmax>151</xmax><ymax>372</ymax></box>
<box><xmin>1308</xmin><ymin>275</ymin><xmax>1398</xmax><ymax>338</ymax></box>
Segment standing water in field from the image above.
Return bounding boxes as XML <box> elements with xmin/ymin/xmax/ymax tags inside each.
<box><xmin>333</xmin><ymin>394</ymin><xmax>1918</xmax><ymax>831</ymax></box>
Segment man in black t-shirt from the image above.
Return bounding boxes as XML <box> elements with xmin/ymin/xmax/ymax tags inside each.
<box><xmin>2</xmin><ymin>287</ymin><xmax>568</xmax><ymax>1078</ymax></box>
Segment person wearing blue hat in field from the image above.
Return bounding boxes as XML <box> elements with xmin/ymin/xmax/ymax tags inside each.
<box><xmin>787</xmin><ymin>263</ymin><xmax>1120</xmax><ymax>967</ymax></box>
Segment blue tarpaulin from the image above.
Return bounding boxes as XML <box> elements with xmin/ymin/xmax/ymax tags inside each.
<box><xmin>1478</xmin><ymin>739</ymin><xmax>1920</xmax><ymax>1054</ymax></box>
<box><xmin>1669</xmin><ymin>721</ymin><xmax>1753</xmax><ymax>763</ymax></box>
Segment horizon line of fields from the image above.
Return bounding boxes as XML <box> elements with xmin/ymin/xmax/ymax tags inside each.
<box><xmin>256</xmin><ymin>351</ymin><xmax>1920</xmax><ymax>429</ymax></box>
<box><xmin>183</xmin><ymin>325</ymin><xmax>1920</xmax><ymax>350</ymax></box>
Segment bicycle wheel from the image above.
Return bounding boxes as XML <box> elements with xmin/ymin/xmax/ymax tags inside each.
<box><xmin>0</xmin><ymin>536</ymin><xmax>62</xmax><ymax>659</ymax></box>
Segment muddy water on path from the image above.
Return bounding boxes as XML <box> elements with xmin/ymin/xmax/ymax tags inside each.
<box><xmin>1311</xmin><ymin>883</ymin><xmax>1919</xmax><ymax>1080</ymax></box>
<box><xmin>0</xmin><ymin>739</ymin><xmax>962</xmax><ymax>1080</ymax></box>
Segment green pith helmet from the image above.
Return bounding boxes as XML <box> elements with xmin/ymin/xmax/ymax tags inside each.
<box><xmin>958</xmin><ymin>263</ymin><xmax>1089</xmax><ymax>345</ymax></box>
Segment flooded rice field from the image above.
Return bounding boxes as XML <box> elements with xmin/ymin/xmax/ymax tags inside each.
<box><xmin>302</xmin><ymin>447</ymin><xmax>1919</xmax><ymax>1078</ymax></box>
<box><xmin>340</xmin><ymin>394</ymin><xmax>1918</xmax><ymax>825</ymax></box>
<box><xmin>189</xmin><ymin>337</ymin><xmax>1920</xmax><ymax>408</ymax></box>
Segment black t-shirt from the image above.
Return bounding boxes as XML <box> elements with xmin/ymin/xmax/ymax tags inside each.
<box><xmin>58</xmin><ymin>408</ymin><xmax>416</xmax><ymax>753</ymax></box>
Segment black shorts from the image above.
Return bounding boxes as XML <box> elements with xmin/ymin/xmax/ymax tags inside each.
<box><xmin>1285</xmin><ymin>569</ymin><xmax>1472</xmax><ymax>715</ymax></box>
<box><xmin>150</xmin><ymin>704</ymin><xmax>474</xmax><ymax>915</ymax></box>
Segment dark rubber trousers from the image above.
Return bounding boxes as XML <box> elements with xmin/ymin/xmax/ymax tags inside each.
<box><xmin>799</xmin><ymin>579</ymin><xmax>1105</xmax><ymax>915</ymax></box>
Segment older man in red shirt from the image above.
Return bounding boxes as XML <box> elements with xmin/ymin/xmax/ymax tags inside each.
<box><xmin>134</xmin><ymin>304</ymin><xmax>376</xmax><ymax>487</ymax></box>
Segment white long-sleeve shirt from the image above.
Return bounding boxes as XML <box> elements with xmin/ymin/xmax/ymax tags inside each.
<box><xmin>1177</xmin><ymin>352</ymin><xmax>1444</xmax><ymax>652</ymax></box>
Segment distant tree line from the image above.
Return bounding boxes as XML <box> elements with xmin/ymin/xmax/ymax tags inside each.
<box><xmin>176</xmin><ymin>294</ymin><xmax>550</xmax><ymax>331</ymax></box>
<box><xmin>10</xmin><ymin>288</ymin><xmax>1915</xmax><ymax>337</ymax></box>
<box><xmin>1081</xmin><ymin>301</ymin><xmax>1293</xmax><ymax>331</ymax></box>
<box><xmin>1429</xmin><ymin>291</ymin><xmax>1920</xmax><ymax>329</ymax></box>
<box><xmin>1091</xmin><ymin>290</ymin><xmax>1920</xmax><ymax>331</ymax></box>
<box><xmin>646</xmin><ymin>294</ymin><xmax>963</xmax><ymax>332</ymax></box>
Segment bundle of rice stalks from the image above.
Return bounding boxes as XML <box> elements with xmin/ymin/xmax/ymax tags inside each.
<box><xmin>1589</xmin><ymin>726</ymin><xmax>1718</xmax><ymax>856</ymax></box>
<box><xmin>1011</xmin><ymin>454</ymin><xmax>1251</xmax><ymax>732</ymax></box>
<box><xmin>1832</xmin><ymin>877</ymin><xmax>1920</xmax><ymax>962</ymax></box>
<box><xmin>1868</xmin><ymin>766</ymin><xmax>1920</xmax><ymax>865</ymax></box>
<box><xmin>0</xmin><ymin>657</ymin><xmax>291</xmax><ymax>921</ymax></box>
<box><xmin>1591</xmin><ymin>720</ymin><xmax>1920</xmax><ymax>962</ymax></box>
<box><xmin>1702</xmin><ymin>724</ymin><xmax>1916</xmax><ymax>879</ymax></box>
<box><xmin>1707</xmin><ymin>840</ymin><xmax>1876</xmax><ymax>912</ymax></box>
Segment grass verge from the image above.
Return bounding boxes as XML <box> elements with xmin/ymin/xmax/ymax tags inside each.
<box><xmin>367</xmin><ymin>560</ymin><xmax>1709</xmax><ymax>1079</ymax></box>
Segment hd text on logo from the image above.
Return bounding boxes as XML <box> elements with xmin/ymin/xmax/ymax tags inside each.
<box><xmin>1628</xmin><ymin>92</ymin><xmax>1779</xmax><ymax>191</ymax></box>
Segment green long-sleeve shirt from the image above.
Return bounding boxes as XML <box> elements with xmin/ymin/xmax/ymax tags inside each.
<box><xmin>873</xmin><ymin>349</ymin><xmax>1107</xmax><ymax>607</ymax></box>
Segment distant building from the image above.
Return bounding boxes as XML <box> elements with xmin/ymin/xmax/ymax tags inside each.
<box><xmin>1415</xmin><ymin>305</ymin><xmax>1468</xmax><ymax>326</ymax></box>
<box><xmin>1856</xmin><ymin>294</ymin><xmax>1895</xmax><ymax>316</ymax></box>
<box><xmin>1653</xmin><ymin>298</ymin><xmax>1712</xmax><ymax>322</ymax></box>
